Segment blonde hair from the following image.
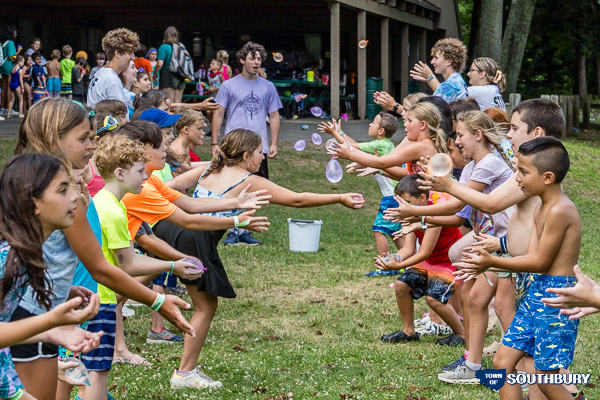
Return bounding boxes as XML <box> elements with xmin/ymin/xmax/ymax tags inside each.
<box><xmin>102</xmin><ymin>28</ymin><xmax>140</xmax><ymax>60</ymax></box>
<box><xmin>174</xmin><ymin>106</ymin><xmax>205</xmax><ymax>133</ymax></box>
<box><xmin>163</xmin><ymin>26</ymin><xmax>179</xmax><ymax>45</ymax></box>
<box><xmin>403</xmin><ymin>92</ymin><xmax>427</xmax><ymax>109</ymax></box>
<box><xmin>472</xmin><ymin>57</ymin><xmax>506</xmax><ymax>92</ymax></box>
<box><xmin>207</xmin><ymin>129</ymin><xmax>262</xmax><ymax>176</ymax></box>
<box><xmin>94</xmin><ymin>134</ymin><xmax>148</xmax><ymax>180</ymax></box>
<box><xmin>408</xmin><ymin>102</ymin><xmax>448</xmax><ymax>154</ymax></box>
<box><xmin>456</xmin><ymin>110</ymin><xmax>513</xmax><ymax>170</ymax></box>
<box><xmin>216</xmin><ymin>50</ymin><xmax>229</xmax><ymax>63</ymax></box>
<box><xmin>61</xmin><ymin>45</ymin><xmax>73</xmax><ymax>57</ymax></box>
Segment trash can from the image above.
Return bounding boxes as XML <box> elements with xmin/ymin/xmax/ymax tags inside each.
<box><xmin>366</xmin><ymin>77</ymin><xmax>383</xmax><ymax>120</ymax></box>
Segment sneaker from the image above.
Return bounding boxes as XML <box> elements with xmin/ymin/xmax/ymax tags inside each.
<box><xmin>238</xmin><ymin>231</ymin><xmax>262</xmax><ymax>246</ymax></box>
<box><xmin>125</xmin><ymin>299</ymin><xmax>144</xmax><ymax>307</ymax></box>
<box><xmin>170</xmin><ymin>368</ymin><xmax>223</xmax><ymax>389</ymax></box>
<box><xmin>441</xmin><ymin>355</ymin><xmax>465</xmax><ymax>372</ymax></box>
<box><xmin>573</xmin><ymin>391</ymin><xmax>586</xmax><ymax>400</ymax></box>
<box><xmin>416</xmin><ymin>321</ymin><xmax>453</xmax><ymax>336</ymax></box>
<box><xmin>364</xmin><ymin>269</ymin><xmax>403</xmax><ymax>277</ymax></box>
<box><xmin>222</xmin><ymin>231</ymin><xmax>239</xmax><ymax>245</ymax></box>
<box><xmin>437</xmin><ymin>333</ymin><xmax>466</xmax><ymax>347</ymax></box>
<box><xmin>9</xmin><ymin>110</ymin><xmax>18</xmax><ymax>116</ymax></box>
<box><xmin>122</xmin><ymin>305</ymin><xmax>136</xmax><ymax>318</ymax></box>
<box><xmin>380</xmin><ymin>329</ymin><xmax>420</xmax><ymax>343</ymax></box>
<box><xmin>483</xmin><ymin>340</ymin><xmax>501</xmax><ymax>356</ymax></box>
<box><xmin>146</xmin><ymin>328</ymin><xmax>184</xmax><ymax>344</ymax></box>
<box><xmin>18</xmin><ymin>113</ymin><xmax>24</xmax><ymax>119</ymax></box>
<box><xmin>0</xmin><ymin>116</ymin><xmax>4</xmax><ymax>121</ymax></box>
<box><xmin>437</xmin><ymin>364</ymin><xmax>480</xmax><ymax>384</ymax></box>
<box><xmin>414</xmin><ymin>314</ymin><xmax>430</xmax><ymax>327</ymax></box>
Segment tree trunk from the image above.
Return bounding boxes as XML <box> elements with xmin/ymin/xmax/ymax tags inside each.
<box><xmin>576</xmin><ymin>55</ymin><xmax>588</xmax><ymax>98</ymax></box>
<box><xmin>596</xmin><ymin>58</ymin><xmax>600</xmax><ymax>98</ymax></box>
<box><xmin>500</xmin><ymin>0</ymin><xmax>537</xmax><ymax>94</ymax></box>
<box><xmin>478</xmin><ymin>0</ymin><xmax>504</xmax><ymax>61</ymax></box>
<box><xmin>468</xmin><ymin>0</ymin><xmax>482</xmax><ymax>63</ymax></box>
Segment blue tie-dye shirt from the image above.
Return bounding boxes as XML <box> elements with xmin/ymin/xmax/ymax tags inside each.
<box><xmin>433</xmin><ymin>72</ymin><xmax>468</xmax><ymax>104</ymax></box>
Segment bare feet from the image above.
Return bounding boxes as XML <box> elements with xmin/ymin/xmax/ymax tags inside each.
<box><xmin>112</xmin><ymin>351</ymin><xmax>151</xmax><ymax>366</ymax></box>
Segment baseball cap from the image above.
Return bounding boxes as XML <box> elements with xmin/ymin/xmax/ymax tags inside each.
<box><xmin>139</xmin><ymin>108</ymin><xmax>182</xmax><ymax>127</ymax></box>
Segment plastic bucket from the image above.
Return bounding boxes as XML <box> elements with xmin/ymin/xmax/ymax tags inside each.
<box><xmin>287</xmin><ymin>218</ymin><xmax>323</xmax><ymax>252</ymax></box>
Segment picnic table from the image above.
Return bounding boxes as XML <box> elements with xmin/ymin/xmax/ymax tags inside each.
<box><xmin>269</xmin><ymin>79</ymin><xmax>331</xmax><ymax>118</ymax></box>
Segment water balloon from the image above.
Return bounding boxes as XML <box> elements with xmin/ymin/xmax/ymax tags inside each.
<box><xmin>325</xmin><ymin>157</ymin><xmax>343</xmax><ymax>183</ymax></box>
<box><xmin>64</xmin><ymin>357</ymin><xmax>91</xmax><ymax>386</ymax></box>
<box><xmin>358</xmin><ymin>40</ymin><xmax>369</xmax><ymax>49</ymax></box>
<box><xmin>428</xmin><ymin>153</ymin><xmax>453</xmax><ymax>177</ymax></box>
<box><xmin>300</xmin><ymin>124</ymin><xmax>309</xmax><ymax>130</ymax></box>
<box><xmin>272</xmin><ymin>52</ymin><xmax>283</xmax><ymax>63</ymax></box>
<box><xmin>311</xmin><ymin>132</ymin><xmax>323</xmax><ymax>145</ymax></box>
<box><xmin>326</xmin><ymin>138</ymin><xmax>340</xmax><ymax>152</ymax></box>
<box><xmin>294</xmin><ymin>140</ymin><xmax>307</xmax><ymax>151</ymax></box>
<box><xmin>310</xmin><ymin>106</ymin><xmax>323</xmax><ymax>118</ymax></box>
<box><xmin>182</xmin><ymin>257</ymin><xmax>207</xmax><ymax>273</ymax></box>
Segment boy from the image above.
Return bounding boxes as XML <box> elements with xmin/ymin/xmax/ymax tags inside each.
<box><xmin>378</xmin><ymin>175</ymin><xmax>464</xmax><ymax>343</ymax></box>
<box><xmin>89</xmin><ymin>52</ymin><xmax>106</xmax><ymax>81</ymax></box>
<box><xmin>31</xmin><ymin>52</ymin><xmax>47</xmax><ymax>104</ymax></box>
<box><xmin>46</xmin><ymin>49</ymin><xmax>61</xmax><ymax>98</ymax></box>
<box><xmin>138</xmin><ymin>108</ymin><xmax>182</xmax><ymax>181</ymax></box>
<box><xmin>82</xmin><ymin>133</ymin><xmax>203</xmax><ymax>399</ymax></box>
<box><xmin>456</xmin><ymin>137</ymin><xmax>581</xmax><ymax>400</ymax></box>
<box><xmin>71</xmin><ymin>57</ymin><xmax>87</xmax><ymax>104</ymax></box>
<box><xmin>318</xmin><ymin>113</ymin><xmax>402</xmax><ymax>262</ymax></box>
<box><xmin>60</xmin><ymin>45</ymin><xmax>75</xmax><ymax>98</ymax></box>
<box><xmin>206</xmin><ymin>58</ymin><xmax>223</xmax><ymax>94</ymax></box>
<box><xmin>87</xmin><ymin>28</ymin><xmax>139</xmax><ymax>108</ymax></box>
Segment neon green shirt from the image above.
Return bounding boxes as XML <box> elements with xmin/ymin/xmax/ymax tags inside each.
<box><xmin>60</xmin><ymin>58</ymin><xmax>75</xmax><ymax>84</ymax></box>
<box><xmin>358</xmin><ymin>138</ymin><xmax>395</xmax><ymax>156</ymax></box>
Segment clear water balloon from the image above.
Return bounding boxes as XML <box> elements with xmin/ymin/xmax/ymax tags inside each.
<box><xmin>311</xmin><ymin>132</ymin><xmax>323</xmax><ymax>145</ymax></box>
<box><xmin>310</xmin><ymin>106</ymin><xmax>323</xmax><ymax>118</ymax></box>
<box><xmin>428</xmin><ymin>153</ymin><xmax>453</xmax><ymax>177</ymax></box>
<box><xmin>272</xmin><ymin>52</ymin><xmax>283</xmax><ymax>62</ymax></box>
<box><xmin>64</xmin><ymin>357</ymin><xmax>91</xmax><ymax>386</ymax></box>
<box><xmin>294</xmin><ymin>140</ymin><xmax>307</xmax><ymax>151</ymax></box>
<box><xmin>325</xmin><ymin>157</ymin><xmax>343</xmax><ymax>183</ymax></box>
<box><xmin>358</xmin><ymin>39</ymin><xmax>369</xmax><ymax>49</ymax></box>
<box><xmin>326</xmin><ymin>138</ymin><xmax>340</xmax><ymax>152</ymax></box>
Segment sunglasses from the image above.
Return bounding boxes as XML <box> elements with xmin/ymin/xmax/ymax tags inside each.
<box><xmin>97</xmin><ymin>114</ymin><xmax>120</xmax><ymax>135</ymax></box>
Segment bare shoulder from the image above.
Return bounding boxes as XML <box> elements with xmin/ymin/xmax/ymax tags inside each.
<box><xmin>548</xmin><ymin>195</ymin><xmax>580</xmax><ymax>222</ymax></box>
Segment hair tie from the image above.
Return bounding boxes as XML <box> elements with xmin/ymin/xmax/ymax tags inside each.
<box><xmin>493</xmin><ymin>70</ymin><xmax>503</xmax><ymax>84</ymax></box>
<box><xmin>219</xmin><ymin>154</ymin><xmax>224</xmax><ymax>161</ymax></box>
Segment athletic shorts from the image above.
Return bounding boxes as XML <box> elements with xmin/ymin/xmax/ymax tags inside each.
<box><xmin>502</xmin><ymin>274</ymin><xmax>579</xmax><ymax>371</ymax></box>
<box><xmin>397</xmin><ymin>261</ymin><xmax>459</xmax><ymax>304</ymax></box>
<box><xmin>10</xmin><ymin>306</ymin><xmax>58</xmax><ymax>362</ymax></box>
<box><xmin>80</xmin><ymin>304</ymin><xmax>116</xmax><ymax>371</ymax></box>
<box><xmin>60</xmin><ymin>82</ymin><xmax>72</xmax><ymax>96</ymax></box>
<box><xmin>152</xmin><ymin>271</ymin><xmax>178</xmax><ymax>288</ymax></box>
<box><xmin>372</xmin><ymin>195</ymin><xmax>401</xmax><ymax>236</ymax></box>
<box><xmin>47</xmin><ymin>77</ymin><xmax>61</xmax><ymax>93</ymax></box>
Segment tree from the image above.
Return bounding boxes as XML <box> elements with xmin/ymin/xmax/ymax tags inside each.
<box><xmin>500</xmin><ymin>0</ymin><xmax>537</xmax><ymax>94</ymax></box>
<box><xmin>477</xmin><ymin>0</ymin><xmax>503</xmax><ymax>61</ymax></box>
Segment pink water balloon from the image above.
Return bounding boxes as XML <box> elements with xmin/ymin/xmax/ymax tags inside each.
<box><xmin>294</xmin><ymin>140</ymin><xmax>307</xmax><ymax>151</ymax></box>
<box><xmin>325</xmin><ymin>157</ymin><xmax>343</xmax><ymax>183</ymax></box>
<box><xmin>311</xmin><ymin>132</ymin><xmax>323</xmax><ymax>145</ymax></box>
<box><xmin>310</xmin><ymin>106</ymin><xmax>323</xmax><ymax>118</ymax></box>
<box><xmin>182</xmin><ymin>258</ymin><xmax>207</xmax><ymax>273</ymax></box>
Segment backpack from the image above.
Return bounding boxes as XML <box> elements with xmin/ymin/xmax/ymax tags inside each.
<box><xmin>0</xmin><ymin>41</ymin><xmax>9</xmax><ymax>68</ymax></box>
<box><xmin>168</xmin><ymin>42</ymin><xmax>194</xmax><ymax>81</ymax></box>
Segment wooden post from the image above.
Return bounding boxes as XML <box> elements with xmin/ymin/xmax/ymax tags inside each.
<box><xmin>357</xmin><ymin>10</ymin><xmax>367</xmax><ymax>119</ymax></box>
<box><xmin>550</xmin><ymin>94</ymin><xmax>559</xmax><ymax>104</ymax></box>
<box><xmin>330</xmin><ymin>2</ymin><xmax>340</xmax><ymax>119</ymax></box>
<box><xmin>508</xmin><ymin>93</ymin><xmax>521</xmax><ymax>115</ymax></box>
<box><xmin>381</xmin><ymin>18</ymin><xmax>390</xmax><ymax>93</ymax></box>
<box><xmin>573</xmin><ymin>95</ymin><xmax>580</xmax><ymax>129</ymax></box>
<box><xmin>400</xmin><ymin>24</ymin><xmax>409</xmax><ymax>100</ymax></box>
<box><xmin>541</xmin><ymin>94</ymin><xmax>550</xmax><ymax>100</ymax></box>
<box><xmin>566</xmin><ymin>96</ymin><xmax>573</xmax><ymax>137</ymax></box>
<box><xmin>558</xmin><ymin>95</ymin><xmax>567</xmax><ymax>138</ymax></box>
<box><xmin>419</xmin><ymin>28</ymin><xmax>427</xmax><ymax>93</ymax></box>
<box><xmin>583</xmin><ymin>96</ymin><xmax>590</xmax><ymax>129</ymax></box>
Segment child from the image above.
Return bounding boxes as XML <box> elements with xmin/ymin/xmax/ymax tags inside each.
<box><xmin>146</xmin><ymin>47</ymin><xmax>158</xmax><ymax>86</ymax></box>
<box><xmin>22</xmin><ymin>55</ymin><xmax>33</xmax><ymax>112</ymax></box>
<box><xmin>457</xmin><ymin>137</ymin><xmax>581</xmax><ymax>400</ymax></box>
<box><xmin>134</xmin><ymin>44</ymin><xmax>154</xmax><ymax>84</ymax></box>
<box><xmin>0</xmin><ymin>154</ymin><xmax>103</xmax><ymax>400</ymax></box>
<box><xmin>31</xmin><ymin>52</ymin><xmax>47</xmax><ymax>104</ymax></box>
<box><xmin>138</xmin><ymin>108</ymin><xmax>182</xmax><ymax>181</ymax></box>
<box><xmin>170</xmin><ymin>106</ymin><xmax>206</xmax><ymax>166</ymax></box>
<box><xmin>46</xmin><ymin>49</ymin><xmax>62</xmax><ymax>98</ymax></box>
<box><xmin>60</xmin><ymin>45</ymin><xmax>75</xmax><ymax>99</ymax></box>
<box><xmin>89</xmin><ymin>52</ymin><xmax>106</xmax><ymax>81</ymax></box>
<box><xmin>319</xmin><ymin>112</ymin><xmax>401</xmax><ymax>260</ymax></box>
<box><xmin>71</xmin><ymin>57</ymin><xmax>87</xmax><ymax>104</ymax></box>
<box><xmin>6</xmin><ymin>55</ymin><xmax>24</xmax><ymax>118</ymax></box>
<box><xmin>120</xmin><ymin>60</ymin><xmax>138</xmax><ymax>118</ymax></box>
<box><xmin>378</xmin><ymin>175</ymin><xmax>464</xmax><ymax>343</ymax></box>
<box><xmin>132</xmin><ymin>69</ymin><xmax>152</xmax><ymax>96</ymax></box>
<box><xmin>206</xmin><ymin>58</ymin><xmax>224</xmax><ymax>94</ymax></box>
<box><xmin>80</xmin><ymin>134</ymin><xmax>202</xmax><ymax>398</ymax></box>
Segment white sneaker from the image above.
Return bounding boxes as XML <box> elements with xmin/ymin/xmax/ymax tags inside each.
<box><xmin>122</xmin><ymin>305</ymin><xmax>136</xmax><ymax>318</ymax></box>
<box><xmin>0</xmin><ymin>115</ymin><xmax>4</xmax><ymax>121</ymax></box>
<box><xmin>18</xmin><ymin>113</ymin><xmax>24</xmax><ymax>119</ymax></box>
<box><xmin>414</xmin><ymin>315</ymin><xmax>430</xmax><ymax>327</ymax></box>
<box><xmin>10</xmin><ymin>110</ymin><xmax>18</xmax><ymax>116</ymax></box>
<box><xmin>170</xmin><ymin>369</ymin><xmax>223</xmax><ymax>389</ymax></box>
<box><xmin>437</xmin><ymin>365</ymin><xmax>480</xmax><ymax>384</ymax></box>
<box><xmin>415</xmin><ymin>320</ymin><xmax>453</xmax><ymax>336</ymax></box>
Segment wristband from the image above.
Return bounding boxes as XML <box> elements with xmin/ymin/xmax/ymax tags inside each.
<box><xmin>378</xmin><ymin>170</ymin><xmax>383</xmax><ymax>175</ymax></box>
<box><xmin>421</xmin><ymin>216</ymin><xmax>427</xmax><ymax>231</ymax></box>
<box><xmin>238</xmin><ymin>218</ymin><xmax>250</xmax><ymax>227</ymax></box>
<box><xmin>499</xmin><ymin>235</ymin><xmax>508</xmax><ymax>254</ymax></box>
<box><xmin>392</xmin><ymin>104</ymin><xmax>400</xmax><ymax>114</ymax></box>
<box><xmin>150</xmin><ymin>293</ymin><xmax>165</xmax><ymax>311</ymax></box>
<box><xmin>427</xmin><ymin>74</ymin><xmax>435</xmax><ymax>82</ymax></box>
<box><xmin>233</xmin><ymin>215</ymin><xmax>240</xmax><ymax>228</ymax></box>
<box><xmin>169</xmin><ymin>261</ymin><xmax>175</xmax><ymax>273</ymax></box>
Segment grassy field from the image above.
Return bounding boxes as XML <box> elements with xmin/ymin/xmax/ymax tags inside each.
<box><xmin>1</xmin><ymin>138</ymin><xmax>599</xmax><ymax>399</ymax></box>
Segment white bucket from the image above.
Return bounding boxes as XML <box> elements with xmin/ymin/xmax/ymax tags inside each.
<box><xmin>287</xmin><ymin>218</ymin><xmax>323</xmax><ymax>252</ymax></box>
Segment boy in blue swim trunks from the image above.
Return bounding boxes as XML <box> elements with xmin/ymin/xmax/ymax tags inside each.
<box><xmin>456</xmin><ymin>137</ymin><xmax>581</xmax><ymax>400</ymax></box>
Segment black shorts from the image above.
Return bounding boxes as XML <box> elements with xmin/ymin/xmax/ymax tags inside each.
<box><xmin>10</xmin><ymin>306</ymin><xmax>59</xmax><ymax>361</ymax></box>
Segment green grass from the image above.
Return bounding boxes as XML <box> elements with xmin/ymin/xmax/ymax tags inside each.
<box><xmin>1</xmin><ymin>138</ymin><xmax>599</xmax><ymax>399</ymax></box>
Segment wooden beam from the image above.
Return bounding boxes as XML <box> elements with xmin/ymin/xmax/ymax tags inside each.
<box><xmin>335</xmin><ymin>0</ymin><xmax>434</xmax><ymax>30</ymax></box>
<box><xmin>400</xmin><ymin>23</ymin><xmax>409</xmax><ymax>100</ymax></box>
<box><xmin>330</xmin><ymin>1</ymin><xmax>341</xmax><ymax>119</ymax></box>
<box><xmin>381</xmin><ymin>17</ymin><xmax>390</xmax><ymax>92</ymax></box>
<box><xmin>419</xmin><ymin>28</ymin><xmax>427</xmax><ymax>92</ymax></box>
<box><xmin>357</xmin><ymin>10</ymin><xmax>367</xmax><ymax>119</ymax></box>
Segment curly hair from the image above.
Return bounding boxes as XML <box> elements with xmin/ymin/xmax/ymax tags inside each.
<box><xmin>236</xmin><ymin>42</ymin><xmax>267</xmax><ymax>65</ymax></box>
<box><xmin>102</xmin><ymin>28</ymin><xmax>140</xmax><ymax>61</ymax></box>
<box><xmin>431</xmin><ymin>38</ymin><xmax>467</xmax><ymax>73</ymax></box>
<box><xmin>94</xmin><ymin>134</ymin><xmax>148</xmax><ymax>180</ymax></box>
<box><xmin>174</xmin><ymin>106</ymin><xmax>204</xmax><ymax>133</ymax></box>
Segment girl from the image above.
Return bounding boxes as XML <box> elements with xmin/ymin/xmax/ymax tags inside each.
<box><xmin>466</xmin><ymin>57</ymin><xmax>506</xmax><ymax>111</ymax></box>
<box><xmin>12</xmin><ymin>98</ymin><xmax>195</xmax><ymax>400</ymax></box>
<box><xmin>159</xmin><ymin>129</ymin><xmax>364</xmax><ymax>389</ymax></box>
<box><xmin>0</xmin><ymin>153</ymin><xmax>102</xmax><ymax>400</ymax></box>
<box><xmin>22</xmin><ymin>55</ymin><xmax>33</xmax><ymax>114</ymax></box>
<box><xmin>120</xmin><ymin>60</ymin><xmax>138</xmax><ymax>119</ymax></box>
<box><xmin>132</xmin><ymin>70</ymin><xmax>152</xmax><ymax>97</ymax></box>
<box><xmin>7</xmin><ymin>55</ymin><xmax>25</xmax><ymax>119</ymax></box>
<box><xmin>146</xmin><ymin>47</ymin><xmax>158</xmax><ymax>86</ymax></box>
<box><xmin>216</xmin><ymin>50</ymin><xmax>232</xmax><ymax>81</ymax></box>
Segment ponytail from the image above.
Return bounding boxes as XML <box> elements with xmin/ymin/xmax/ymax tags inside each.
<box><xmin>408</xmin><ymin>102</ymin><xmax>448</xmax><ymax>154</ymax></box>
<box><xmin>206</xmin><ymin>129</ymin><xmax>263</xmax><ymax>177</ymax></box>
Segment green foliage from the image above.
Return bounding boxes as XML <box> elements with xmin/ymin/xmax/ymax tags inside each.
<box><xmin>458</xmin><ymin>0</ymin><xmax>474</xmax><ymax>47</ymax></box>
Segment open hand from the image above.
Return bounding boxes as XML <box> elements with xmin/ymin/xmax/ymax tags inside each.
<box><xmin>392</xmin><ymin>222</ymin><xmax>421</xmax><ymax>240</ymax></box>
<box><xmin>356</xmin><ymin>167</ymin><xmax>381</xmax><ymax>177</ymax></box>
<box><xmin>237</xmin><ymin>184</ymin><xmax>271</xmax><ymax>210</ymax></box>
<box><xmin>317</xmin><ymin>119</ymin><xmax>341</xmax><ymax>136</ymax></box>
<box><xmin>466</xmin><ymin>233</ymin><xmax>501</xmax><ymax>254</ymax></box>
<box><xmin>158</xmin><ymin>295</ymin><xmax>195</xmax><ymax>337</ymax></box>
<box><xmin>382</xmin><ymin>195</ymin><xmax>416</xmax><ymax>222</ymax></box>
<box><xmin>541</xmin><ymin>265</ymin><xmax>600</xmax><ymax>315</ymax></box>
<box><xmin>50</xmin><ymin>324</ymin><xmax>103</xmax><ymax>353</ymax></box>
<box><xmin>238</xmin><ymin>209</ymin><xmax>270</xmax><ymax>233</ymax></box>
<box><xmin>452</xmin><ymin>247</ymin><xmax>491</xmax><ymax>274</ymax></box>
<box><xmin>410</xmin><ymin>61</ymin><xmax>434</xmax><ymax>82</ymax></box>
<box><xmin>52</xmin><ymin>293</ymin><xmax>100</xmax><ymax>326</ymax></box>
<box><xmin>417</xmin><ymin>170</ymin><xmax>453</xmax><ymax>193</ymax></box>
<box><xmin>330</xmin><ymin>138</ymin><xmax>353</xmax><ymax>160</ymax></box>
<box><xmin>200</xmin><ymin>97</ymin><xmax>220</xmax><ymax>112</ymax></box>
<box><xmin>372</xmin><ymin>91</ymin><xmax>397</xmax><ymax>111</ymax></box>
